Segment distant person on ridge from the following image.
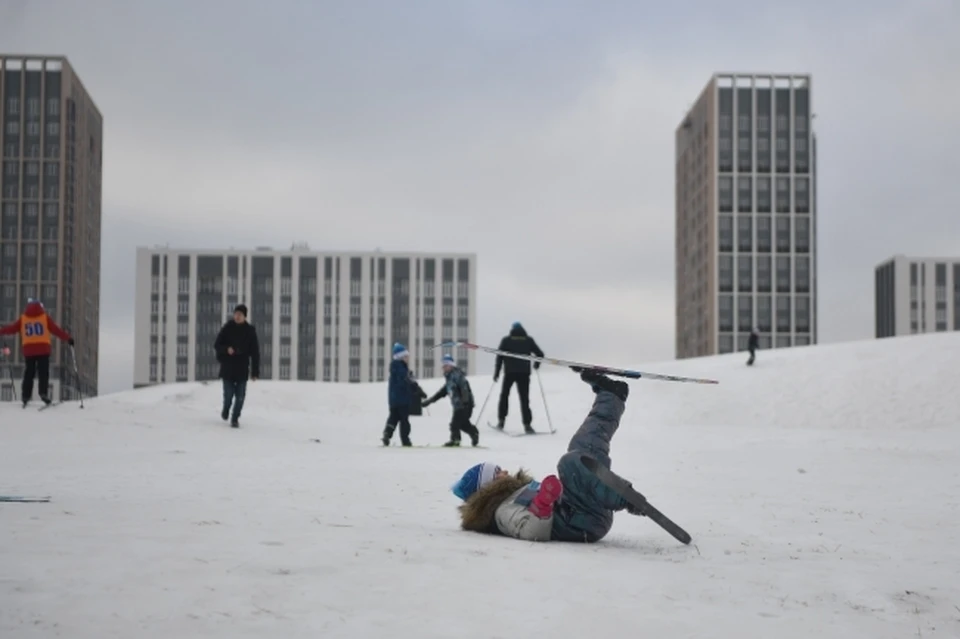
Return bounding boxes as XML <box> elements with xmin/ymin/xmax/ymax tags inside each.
<box><xmin>213</xmin><ymin>304</ymin><xmax>260</xmax><ymax>428</ymax></box>
<box><xmin>451</xmin><ymin>368</ymin><xmax>643</xmax><ymax>543</ymax></box>
<box><xmin>423</xmin><ymin>354</ymin><xmax>480</xmax><ymax>447</ymax></box>
<box><xmin>0</xmin><ymin>298</ymin><xmax>74</xmax><ymax>407</ymax></box>
<box><xmin>747</xmin><ymin>329</ymin><xmax>759</xmax><ymax>366</ymax></box>
<box><xmin>383</xmin><ymin>342</ymin><xmax>417</xmax><ymax>446</ymax></box>
<box><xmin>493</xmin><ymin>321</ymin><xmax>544</xmax><ymax>434</ymax></box>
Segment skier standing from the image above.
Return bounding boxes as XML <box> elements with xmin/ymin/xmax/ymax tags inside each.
<box><xmin>423</xmin><ymin>354</ymin><xmax>480</xmax><ymax>447</ymax></box>
<box><xmin>213</xmin><ymin>304</ymin><xmax>260</xmax><ymax>427</ymax></box>
<box><xmin>452</xmin><ymin>368</ymin><xmax>642</xmax><ymax>542</ymax></box>
<box><xmin>0</xmin><ymin>298</ymin><xmax>74</xmax><ymax>406</ymax></box>
<box><xmin>382</xmin><ymin>343</ymin><xmax>415</xmax><ymax>446</ymax></box>
<box><xmin>493</xmin><ymin>321</ymin><xmax>544</xmax><ymax>434</ymax></box>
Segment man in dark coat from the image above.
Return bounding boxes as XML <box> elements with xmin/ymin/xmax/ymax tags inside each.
<box><xmin>213</xmin><ymin>304</ymin><xmax>260</xmax><ymax>427</ymax></box>
<box><xmin>747</xmin><ymin>329</ymin><xmax>759</xmax><ymax>366</ymax></box>
<box><xmin>383</xmin><ymin>342</ymin><xmax>416</xmax><ymax>446</ymax></box>
<box><xmin>493</xmin><ymin>321</ymin><xmax>544</xmax><ymax>434</ymax></box>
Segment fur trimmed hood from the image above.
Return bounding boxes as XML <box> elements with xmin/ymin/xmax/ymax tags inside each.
<box><xmin>459</xmin><ymin>469</ymin><xmax>534</xmax><ymax>534</ymax></box>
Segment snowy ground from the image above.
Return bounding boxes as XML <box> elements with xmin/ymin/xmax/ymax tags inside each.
<box><xmin>2</xmin><ymin>333</ymin><xmax>959</xmax><ymax>638</ymax></box>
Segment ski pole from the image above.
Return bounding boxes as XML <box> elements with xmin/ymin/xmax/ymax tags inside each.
<box><xmin>535</xmin><ymin>368</ymin><xmax>556</xmax><ymax>433</ymax></box>
<box><xmin>2</xmin><ymin>345</ymin><xmax>15</xmax><ymax>402</ymax></box>
<box><xmin>70</xmin><ymin>345</ymin><xmax>84</xmax><ymax>409</ymax></box>
<box><xmin>474</xmin><ymin>377</ymin><xmax>496</xmax><ymax>427</ymax></box>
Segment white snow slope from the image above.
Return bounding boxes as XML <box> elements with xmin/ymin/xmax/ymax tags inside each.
<box><xmin>2</xmin><ymin>333</ymin><xmax>959</xmax><ymax>639</ymax></box>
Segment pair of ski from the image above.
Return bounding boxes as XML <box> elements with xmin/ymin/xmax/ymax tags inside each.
<box><xmin>0</xmin><ymin>495</ymin><xmax>50</xmax><ymax>503</ymax></box>
<box><xmin>430</xmin><ymin>341</ymin><xmax>719</xmax><ymax>385</ymax></box>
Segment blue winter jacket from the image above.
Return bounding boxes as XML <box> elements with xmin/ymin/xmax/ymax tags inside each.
<box><xmin>388</xmin><ymin>359</ymin><xmax>413</xmax><ymax>408</ymax></box>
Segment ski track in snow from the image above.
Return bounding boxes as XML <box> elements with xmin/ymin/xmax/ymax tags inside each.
<box><xmin>2</xmin><ymin>333</ymin><xmax>959</xmax><ymax>638</ymax></box>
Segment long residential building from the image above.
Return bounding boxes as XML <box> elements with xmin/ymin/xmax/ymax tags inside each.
<box><xmin>133</xmin><ymin>246</ymin><xmax>477</xmax><ymax>387</ymax></box>
<box><xmin>675</xmin><ymin>72</ymin><xmax>817</xmax><ymax>359</ymax></box>
<box><xmin>875</xmin><ymin>255</ymin><xmax>960</xmax><ymax>338</ymax></box>
<box><xmin>1</xmin><ymin>55</ymin><xmax>103</xmax><ymax>402</ymax></box>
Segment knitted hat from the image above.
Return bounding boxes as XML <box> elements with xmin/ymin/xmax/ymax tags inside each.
<box><xmin>451</xmin><ymin>462</ymin><xmax>501</xmax><ymax>501</ymax></box>
<box><xmin>234</xmin><ymin>304</ymin><xmax>248</xmax><ymax>317</ymax></box>
<box><xmin>392</xmin><ymin>342</ymin><xmax>409</xmax><ymax>360</ymax></box>
<box><xmin>511</xmin><ymin>321</ymin><xmax>521</xmax><ymax>330</ymax></box>
<box><xmin>441</xmin><ymin>354</ymin><xmax>455</xmax><ymax>366</ymax></box>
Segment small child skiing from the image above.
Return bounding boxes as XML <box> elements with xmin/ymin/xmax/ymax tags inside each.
<box><xmin>382</xmin><ymin>343</ymin><xmax>415</xmax><ymax>446</ymax></box>
<box><xmin>422</xmin><ymin>354</ymin><xmax>480</xmax><ymax>447</ymax></box>
<box><xmin>451</xmin><ymin>368</ymin><xmax>646</xmax><ymax>543</ymax></box>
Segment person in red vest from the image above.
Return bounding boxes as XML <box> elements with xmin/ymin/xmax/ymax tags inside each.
<box><xmin>0</xmin><ymin>298</ymin><xmax>74</xmax><ymax>407</ymax></box>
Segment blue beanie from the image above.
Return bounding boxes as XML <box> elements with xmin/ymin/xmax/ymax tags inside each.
<box><xmin>442</xmin><ymin>354</ymin><xmax>455</xmax><ymax>366</ymax></box>
<box><xmin>511</xmin><ymin>321</ymin><xmax>521</xmax><ymax>330</ymax></box>
<box><xmin>451</xmin><ymin>462</ymin><xmax>501</xmax><ymax>501</ymax></box>
<box><xmin>392</xmin><ymin>342</ymin><xmax>408</xmax><ymax>360</ymax></box>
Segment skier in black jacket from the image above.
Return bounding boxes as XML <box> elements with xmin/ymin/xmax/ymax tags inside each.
<box><xmin>493</xmin><ymin>322</ymin><xmax>544</xmax><ymax>434</ymax></box>
<box><xmin>213</xmin><ymin>304</ymin><xmax>261</xmax><ymax>428</ymax></box>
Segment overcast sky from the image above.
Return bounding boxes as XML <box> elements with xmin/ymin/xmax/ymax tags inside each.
<box><xmin>2</xmin><ymin>0</ymin><xmax>958</xmax><ymax>395</ymax></box>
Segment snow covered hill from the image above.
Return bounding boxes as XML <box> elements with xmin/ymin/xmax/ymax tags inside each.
<box><xmin>2</xmin><ymin>333</ymin><xmax>959</xmax><ymax>638</ymax></box>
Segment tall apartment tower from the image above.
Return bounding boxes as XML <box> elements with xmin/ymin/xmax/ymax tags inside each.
<box><xmin>133</xmin><ymin>246</ymin><xmax>477</xmax><ymax>387</ymax></box>
<box><xmin>875</xmin><ymin>255</ymin><xmax>960</xmax><ymax>338</ymax></box>
<box><xmin>0</xmin><ymin>56</ymin><xmax>102</xmax><ymax>401</ymax></box>
<box><xmin>675</xmin><ymin>73</ymin><xmax>816</xmax><ymax>359</ymax></box>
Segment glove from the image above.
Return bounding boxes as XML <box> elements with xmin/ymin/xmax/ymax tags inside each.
<box><xmin>422</xmin><ymin>398</ymin><xmax>433</xmax><ymax>407</ymax></box>
<box><xmin>493</xmin><ymin>373</ymin><xmax>499</xmax><ymax>382</ymax></box>
<box><xmin>533</xmin><ymin>361</ymin><xmax>540</xmax><ymax>370</ymax></box>
<box><xmin>68</xmin><ymin>338</ymin><xmax>75</xmax><ymax>346</ymax></box>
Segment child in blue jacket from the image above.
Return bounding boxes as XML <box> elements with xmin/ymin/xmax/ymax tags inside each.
<box><xmin>382</xmin><ymin>343</ymin><xmax>415</xmax><ymax>446</ymax></box>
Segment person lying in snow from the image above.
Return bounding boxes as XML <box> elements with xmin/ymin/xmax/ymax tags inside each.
<box><xmin>451</xmin><ymin>368</ymin><xmax>641</xmax><ymax>542</ymax></box>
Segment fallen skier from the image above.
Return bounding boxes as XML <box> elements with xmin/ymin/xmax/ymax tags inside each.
<box><xmin>451</xmin><ymin>367</ymin><xmax>691</xmax><ymax>544</ymax></box>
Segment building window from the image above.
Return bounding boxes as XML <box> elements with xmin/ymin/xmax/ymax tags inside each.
<box><xmin>775</xmin><ymin>217</ymin><xmax>791</xmax><ymax>253</ymax></box>
<box><xmin>281</xmin><ymin>277</ymin><xmax>292</xmax><ymax>295</ymax></box>
<box><xmin>776</xmin><ymin>296</ymin><xmax>791</xmax><ymax>332</ymax></box>
<box><xmin>718</xmin><ymin>295</ymin><xmax>733</xmax><ymax>332</ymax></box>
<box><xmin>737</xmin><ymin>177</ymin><xmax>752</xmax><ymax>212</ymax></box>
<box><xmin>280</xmin><ymin>344</ymin><xmax>291</xmax><ymax>358</ymax></box>
<box><xmin>738</xmin><ymin>256</ymin><xmax>752</xmax><ymax>292</ymax></box>
<box><xmin>176</xmin><ymin>364</ymin><xmax>187</xmax><ymax>379</ymax></box>
<box><xmin>179</xmin><ymin>277</ymin><xmax>189</xmax><ymax>293</ymax></box>
<box><xmin>718</xmin><ymin>177</ymin><xmax>733</xmax><ymax>212</ymax></box>
<box><xmin>349</xmin><ymin>344</ymin><xmax>360</xmax><ymax>358</ymax></box>
<box><xmin>349</xmin><ymin>324</ymin><xmax>361</xmax><ymax>338</ymax></box>
<box><xmin>776</xmin><ymin>256</ymin><xmax>791</xmax><ymax>293</ymax></box>
<box><xmin>178</xmin><ymin>301</ymin><xmax>189</xmax><ymax>315</ymax></box>
<box><xmin>280</xmin><ymin>302</ymin><xmax>291</xmax><ymax>317</ymax></box>
<box><xmin>718</xmin><ymin>334</ymin><xmax>733</xmax><ymax>354</ymax></box>
<box><xmin>737</xmin><ymin>216</ymin><xmax>752</xmax><ymax>252</ymax></box>
<box><xmin>796</xmin><ymin>257</ymin><xmax>810</xmax><ymax>293</ymax></box>
<box><xmin>349</xmin><ymin>365</ymin><xmax>360</xmax><ymax>380</ymax></box>
<box><xmin>757</xmin><ymin>295</ymin><xmax>772</xmax><ymax>331</ymax></box>
<box><xmin>150</xmin><ymin>364</ymin><xmax>157</xmax><ymax>380</ymax></box>
<box><xmin>718</xmin><ymin>215</ymin><xmax>733</xmax><ymax>252</ymax></box>
<box><xmin>177</xmin><ymin>323</ymin><xmax>189</xmax><ymax>337</ymax></box>
<box><xmin>279</xmin><ymin>364</ymin><xmax>291</xmax><ymax>380</ymax></box>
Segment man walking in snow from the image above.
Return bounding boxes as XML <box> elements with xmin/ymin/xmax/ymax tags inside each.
<box><xmin>493</xmin><ymin>321</ymin><xmax>544</xmax><ymax>434</ymax></box>
<box><xmin>213</xmin><ymin>304</ymin><xmax>260</xmax><ymax>427</ymax></box>
<box><xmin>0</xmin><ymin>298</ymin><xmax>74</xmax><ymax>407</ymax></box>
<box><xmin>747</xmin><ymin>329</ymin><xmax>759</xmax><ymax>366</ymax></box>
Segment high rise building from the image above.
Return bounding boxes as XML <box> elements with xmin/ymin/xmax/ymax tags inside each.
<box><xmin>875</xmin><ymin>255</ymin><xmax>960</xmax><ymax>338</ymax></box>
<box><xmin>0</xmin><ymin>55</ymin><xmax>102</xmax><ymax>402</ymax></box>
<box><xmin>133</xmin><ymin>246</ymin><xmax>477</xmax><ymax>387</ymax></box>
<box><xmin>675</xmin><ymin>73</ymin><xmax>817</xmax><ymax>359</ymax></box>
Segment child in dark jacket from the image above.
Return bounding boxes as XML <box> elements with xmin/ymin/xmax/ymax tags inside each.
<box><xmin>423</xmin><ymin>354</ymin><xmax>481</xmax><ymax>447</ymax></box>
<box><xmin>382</xmin><ymin>343</ymin><xmax>415</xmax><ymax>446</ymax></box>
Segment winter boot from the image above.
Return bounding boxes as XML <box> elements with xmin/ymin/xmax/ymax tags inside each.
<box><xmin>382</xmin><ymin>423</ymin><xmax>395</xmax><ymax>446</ymax></box>
<box><xmin>573</xmin><ymin>368</ymin><xmax>629</xmax><ymax>402</ymax></box>
<box><xmin>528</xmin><ymin>475</ymin><xmax>563</xmax><ymax>518</ymax></box>
<box><xmin>443</xmin><ymin>439</ymin><xmax>461</xmax><ymax>447</ymax></box>
<box><xmin>230</xmin><ymin>418</ymin><xmax>240</xmax><ymax>428</ymax></box>
<box><xmin>523</xmin><ymin>422</ymin><xmax>535</xmax><ymax>435</ymax></box>
<box><xmin>40</xmin><ymin>394</ymin><xmax>52</xmax><ymax>406</ymax></box>
<box><xmin>468</xmin><ymin>426</ymin><xmax>480</xmax><ymax>447</ymax></box>
<box><xmin>495</xmin><ymin>419</ymin><xmax>505</xmax><ymax>430</ymax></box>
<box><xmin>221</xmin><ymin>406</ymin><xmax>230</xmax><ymax>421</ymax></box>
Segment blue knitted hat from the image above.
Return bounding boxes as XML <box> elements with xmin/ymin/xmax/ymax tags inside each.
<box><xmin>392</xmin><ymin>342</ymin><xmax>408</xmax><ymax>360</ymax></box>
<box><xmin>511</xmin><ymin>321</ymin><xmax>521</xmax><ymax>330</ymax></box>
<box><xmin>451</xmin><ymin>462</ymin><xmax>501</xmax><ymax>501</ymax></box>
<box><xmin>442</xmin><ymin>354</ymin><xmax>455</xmax><ymax>366</ymax></box>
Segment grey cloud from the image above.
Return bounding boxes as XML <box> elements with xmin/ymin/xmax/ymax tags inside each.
<box><xmin>4</xmin><ymin>0</ymin><xmax>958</xmax><ymax>394</ymax></box>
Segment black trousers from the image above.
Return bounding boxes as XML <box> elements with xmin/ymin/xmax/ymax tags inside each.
<box><xmin>385</xmin><ymin>405</ymin><xmax>412</xmax><ymax>444</ymax></box>
<box><xmin>23</xmin><ymin>355</ymin><xmax>51</xmax><ymax>401</ymax></box>
<box><xmin>449</xmin><ymin>405</ymin><xmax>479</xmax><ymax>442</ymax></box>
<box><xmin>498</xmin><ymin>372</ymin><xmax>532</xmax><ymax>425</ymax></box>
